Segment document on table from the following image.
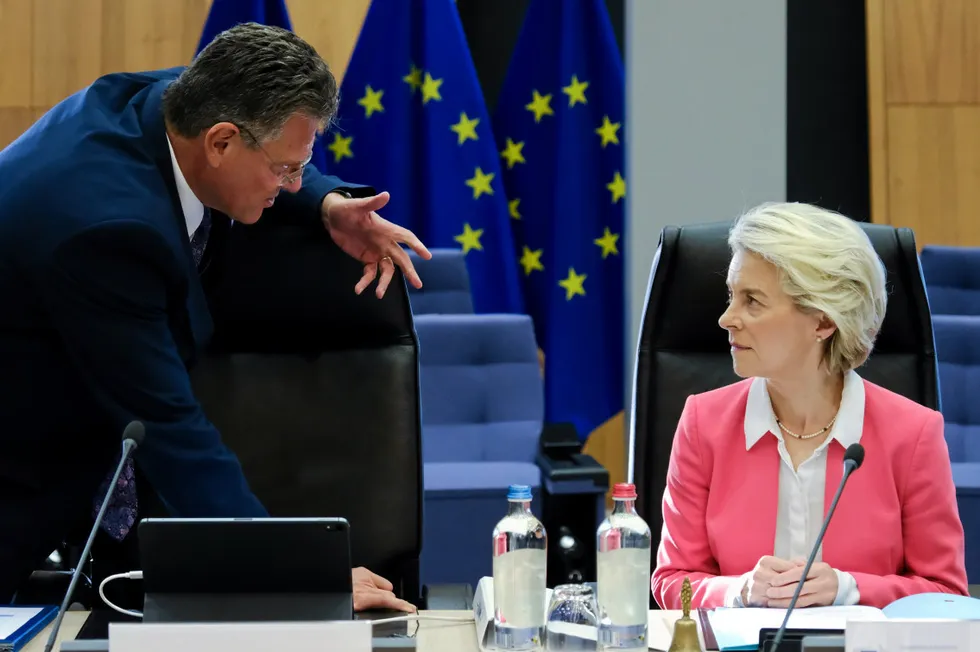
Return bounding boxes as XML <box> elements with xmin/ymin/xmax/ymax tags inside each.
<box><xmin>0</xmin><ymin>607</ymin><xmax>43</xmax><ymax>640</ymax></box>
<box><xmin>707</xmin><ymin>605</ymin><xmax>886</xmax><ymax>650</ymax></box>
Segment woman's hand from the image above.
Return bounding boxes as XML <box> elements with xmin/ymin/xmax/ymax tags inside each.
<box><xmin>741</xmin><ymin>556</ymin><xmax>804</xmax><ymax>606</ymax></box>
<box><xmin>765</xmin><ymin>561</ymin><xmax>839</xmax><ymax>608</ymax></box>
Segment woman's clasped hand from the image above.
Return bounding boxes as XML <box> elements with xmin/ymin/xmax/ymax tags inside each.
<box><xmin>742</xmin><ymin>556</ymin><xmax>839</xmax><ymax>608</ymax></box>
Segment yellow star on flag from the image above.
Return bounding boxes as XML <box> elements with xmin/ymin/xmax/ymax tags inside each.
<box><xmin>559</xmin><ymin>268</ymin><xmax>587</xmax><ymax>300</ymax></box>
<box><xmin>520</xmin><ymin>246</ymin><xmax>544</xmax><ymax>275</ymax></box>
<box><xmin>327</xmin><ymin>133</ymin><xmax>353</xmax><ymax>163</ymax></box>
<box><xmin>606</xmin><ymin>171</ymin><xmax>626</xmax><ymax>203</ymax></box>
<box><xmin>455</xmin><ymin>223</ymin><xmax>484</xmax><ymax>253</ymax></box>
<box><xmin>403</xmin><ymin>64</ymin><xmax>423</xmax><ymax>93</ymax></box>
<box><xmin>500</xmin><ymin>138</ymin><xmax>525</xmax><ymax>169</ymax></box>
<box><xmin>358</xmin><ymin>85</ymin><xmax>384</xmax><ymax>118</ymax></box>
<box><xmin>421</xmin><ymin>72</ymin><xmax>443</xmax><ymax>104</ymax></box>
<box><xmin>465</xmin><ymin>167</ymin><xmax>495</xmax><ymax>199</ymax></box>
<box><xmin>594</xmin><ymin>227</ymin><xmax>620</xmax><ymax>258</ymax></box>
<box><xmin>508</xmin><ymin>198</ymin><xmax>522</xmax><ymax>219</ymax></box>
<box><xmin>562</xmin><ymin>75</ymin><xmax>589</xmax><ymax>107</ymax></box>
<box><xmin>450</xmin><ymin>112</ymin><xmax>480</xmax><ymax>145</ymax></box>
<box><xmin>595</xmin><ymin>116</ymin><xmax>621</xmax><ymax>147</ymax></box>
<box><xmin>525</xmin><ymin>90</ymin><xmax>554</xmax><ymax>123</ymax></box>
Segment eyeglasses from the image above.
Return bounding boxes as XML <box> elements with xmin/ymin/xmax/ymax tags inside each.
<box><xmin>238</xmin><ymin>124</ymin><xmax>311</xmax><ymax>186</ymax></box>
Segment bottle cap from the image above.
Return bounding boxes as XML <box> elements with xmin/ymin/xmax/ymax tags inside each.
<box><xmin>612</xmin><ymin>483</ymin><xmax>637</xmax><ymax>500</ymax></box>
<box><xmin>507</xmin><ymin>484</ymin><xmax>533</xmax><ymax>501</ymax></box>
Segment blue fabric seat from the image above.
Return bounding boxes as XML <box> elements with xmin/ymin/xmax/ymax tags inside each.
<box><xmin>416</xmin><ymin>313</ymin><xmax>544</xmax><ymax>589</ymax></box>
<box><xmin>933</xmin><ymin>314</ymin><xmax>980</xmax><ymax>583</ymax></box>
<box><xmin>407</xmin><ymin>248</ymin><xmax>474</xmax><ymax>314</ymax></box>
<box><xmin>920</xmin><ymin>245</ymin><xmax>980</xmax><ymax>315</ymax></box>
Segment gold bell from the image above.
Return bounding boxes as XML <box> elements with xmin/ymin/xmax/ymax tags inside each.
<box><xmin>668</xmin><ymin>577</ymin><xmax>703</xmax><ymax>652</ymax></box>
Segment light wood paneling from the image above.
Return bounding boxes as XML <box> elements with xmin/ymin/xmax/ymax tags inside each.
<box><xmin>883</xmin><ymin>0</ymin><xmax>980</xmax><ymax>104</ymax></box>
<box><xmin>887</xmin><ymin>106</ymin><xmax>980</xmax><ymax>246</ymax></box>
<box><xmin>867</xmin><ymin>0</ymin><xmax>980</xmax><ymax>247</ymax></box>
<box><xmin>0</xmin><ymin>0</ymin><xmax>370</xmax><ymax>150</ymax></box>
<box><xmin>0</xmin><ymin>0</ymin><xmax>33</xmax><ymax>107</ymax></box>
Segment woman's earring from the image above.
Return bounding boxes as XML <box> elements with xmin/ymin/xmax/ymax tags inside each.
<box><xmin>816</xmin><ymin>337</ymin><xmax>823</xmax><ymax>342</ymax></box>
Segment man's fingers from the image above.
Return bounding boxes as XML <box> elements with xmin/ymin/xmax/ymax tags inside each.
<box><xmin>354</xmin><ymin>567</ymin><xmax>394</xmax><ymax>591</ymax></box>
<box><xmin>355</xmin><ymin>264</ymin><xmax>376</xmax><ymax>295</ymax></box>
<box><xmin>355</xmin><ymin>191</ymin><xmax>391</xmax><ymax>213</ymax></box>
<box><xmin>388</xmin><ymin>246</ymin><xmax>422</xmax><ymax>289</ymax></box>
<box><xmin>391</xmin><ymin>224</ymin><xmax>431</xmax><ymax>260</ymax></box>
<box><xmin>376</xmin><ymin>258</ymin><xmax>395</xmax><ymax>298</ymax></box>
<box><xmin>353</xmin><ymin>587</ymin><xmax>415</xmax><ymax>613</ymax></box>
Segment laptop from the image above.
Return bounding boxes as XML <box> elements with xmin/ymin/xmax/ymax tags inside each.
<box><xmin>137</xmin><ymin>517</ymin><xmax>354</xmax><ymax>623</ymax></box>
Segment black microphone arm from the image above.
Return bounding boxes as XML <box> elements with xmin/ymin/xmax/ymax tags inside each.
<box><xmin>43</xmin><ymin>420</ymin><xmax>146</xmax><ymax>652</ymax></box>
<box><xmin>770</xmin><ymin>442</ymin><xmax>865</xmax><ymax>651</ymax></box>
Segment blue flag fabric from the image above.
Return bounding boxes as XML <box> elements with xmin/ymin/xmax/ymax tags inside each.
<box><xmin>493</xmin><ymin>0</ymin><xmax>625</xmax><ymax>441</ymax></box>
<box><xmin>195</xmin><ymin>0</ymin><xmax>328</xmax><ymax>174</ymax></box>
<box><xmin>323</xmin><ymin>0</ymin><xmax>524</xmax><ymax>314</ymax></box>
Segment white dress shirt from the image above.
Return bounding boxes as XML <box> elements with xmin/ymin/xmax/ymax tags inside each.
<box><xmin>725</xmin><ymin>370</ymin><xmax>864</xmax><ymax>607</ymax></box>
<box><xmin>166</xmin><ymin>135</ymin><xmax>205</xmax><ymax>238</ymax></box>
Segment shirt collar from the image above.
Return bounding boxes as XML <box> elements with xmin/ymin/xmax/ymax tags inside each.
<box><xmin>166</xmin><ymin>134</ymin><xmax>205</xmax><ymax>237</ymax></box>
<box><xmin>744</xmin><ymin>370</ymin><xmax>865</xmax><ymax>450</ymax></box>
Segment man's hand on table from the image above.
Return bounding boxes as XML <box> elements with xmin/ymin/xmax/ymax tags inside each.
<box><xmin>353</xmin><ymin>567</ymin><xmax>416</xmax><ymax>613</ymax></box>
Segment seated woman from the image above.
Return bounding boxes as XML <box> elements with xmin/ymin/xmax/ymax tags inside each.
<box><xmin>651</xmin><ymin>202</ymin><xmax>968</xmax><ymax>610</ymax></box>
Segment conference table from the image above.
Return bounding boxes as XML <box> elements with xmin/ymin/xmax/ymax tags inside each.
<box><xmin>24</xmin><ymin>609</ymin><xmax>694</xmax><ymax>651</ymax></box>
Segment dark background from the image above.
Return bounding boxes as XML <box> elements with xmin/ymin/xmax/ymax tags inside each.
<box><xmin>455</xmin><ymin>0</ymin><xmax>870</xmax><ymax>223</ymax></box>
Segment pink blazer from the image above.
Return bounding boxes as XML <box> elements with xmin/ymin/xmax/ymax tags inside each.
<box><xmin>651</xmin><ymin>378</ymin><xmax>968</xmax><ymax>610</ymax></box>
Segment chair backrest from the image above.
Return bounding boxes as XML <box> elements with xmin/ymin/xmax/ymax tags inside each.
<box><xmin>407</xmin><ymin>249</ymin><xmax>474</xmax><ymax>314</ymax></box>
<box><xmin>920</xmin><ymin>245</ymin><xmax>980</xmax><ymax>316</ymax></box>
<box><xmin>933</xmin><ymin>314</ymin><xmax>980</xmax><ymax>463</ymax></box>
<box><xmin>415</xmin><ymin>314</ymin><xmax>543</xmax><ymax>464</ymax></box>
<box><xmin>190</xmin><ymin>219</ymin><xmax>423</xmax><ymax>601</ymax></box>
<box><xmin>629</xmin><ymin>220</ymin><xmax>939</xmax><ymax>548</ymax></box>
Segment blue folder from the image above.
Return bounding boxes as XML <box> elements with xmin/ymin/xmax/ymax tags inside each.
<box><xmin>0</xmin><ymin>605</ymin><xmax>58</xmax><ymax>652</ymax></box>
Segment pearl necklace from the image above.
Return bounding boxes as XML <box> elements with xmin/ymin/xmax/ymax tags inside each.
<box><xmin>776</xmin><ymin>413</ymin><xmax>838</xmax><ymax>440</ymax></box>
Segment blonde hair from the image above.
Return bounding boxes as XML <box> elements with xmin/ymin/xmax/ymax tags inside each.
<box><xmin>728</xmin><ymin>202</ymin><xmax>888</xmax><ymax>375</ymax></box>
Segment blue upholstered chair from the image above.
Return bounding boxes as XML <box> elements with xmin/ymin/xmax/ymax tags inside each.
<box><xmin>407</xmin><ymin>249</ymin><xmax>474</xmax><ymax>314</ymax></box>
<box><xmin>920</xmin><ymin>245</ymin><xmax>980</xmax><ymax>315</ymax></box>
<box><xmin>416</xmin><ymin>313</ymin><xmax>544</xmax><ymax>589</ymax></box>
<box><xmin>933</xmin><ymin>314</ymin><xmax>980</xmax><ymax>583</ymax></box>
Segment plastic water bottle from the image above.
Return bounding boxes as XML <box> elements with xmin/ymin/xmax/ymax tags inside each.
<box><xmin>596</xmin><ymin>482</ymin><xmax>652</xmax><ymax>649</ymax></box>
<box><xmin>492</xmin><ymin>484</ymin><xmax>548</xmax><ymax>650</ymax></box>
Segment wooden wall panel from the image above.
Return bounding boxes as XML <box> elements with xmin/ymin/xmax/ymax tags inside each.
<box><xmin>867</xmin><ymin>0</ymin><xmax>980</xmax><ymax>247</ymax></box>
<box><xmin>0</xmin><ymin>0</ymin><xmax>370</xmax><ymax>150</ymax></box>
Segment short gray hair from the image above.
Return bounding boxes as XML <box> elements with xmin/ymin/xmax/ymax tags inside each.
<box><xmin>162</xmin><ymin>22</ymin><xmax>338</xmax><ymax>146</ymax></box>
<box><xmin>728</xmin><ymin>202</ymin><xmax>888</xmax><ymax>375</ymax></box>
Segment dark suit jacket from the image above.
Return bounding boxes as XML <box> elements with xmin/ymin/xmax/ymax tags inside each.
<box><xmin>0</xmin><ymin>67</ymin><xmax>367</xmax><ymax>600</ymax></box>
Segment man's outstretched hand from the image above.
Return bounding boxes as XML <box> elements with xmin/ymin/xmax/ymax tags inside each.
<box><xmin>321</xmin><ymin>191</ymin><xmax>432</xmax><ymax>298</ymax></box>
<box><xmin>352</xmin><ymin>566</ymin><xmax>416</xmax><ymax>613</ymax></box>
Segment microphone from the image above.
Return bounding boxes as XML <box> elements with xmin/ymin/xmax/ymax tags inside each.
<box><xmin>43</xmin><ymin>421</ymin><xmax>145</xmax><ymax>652</ymax></box>
<box><xmin>769</xmin><ymin>443</ymin><xmax>865</xmax><ymax>651</ymax></box>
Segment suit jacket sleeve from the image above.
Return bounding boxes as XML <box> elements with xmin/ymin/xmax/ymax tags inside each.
<box><xmin>652</xmin><ymin>395</ymin><xmax>744</xmax><ymax>609</ymax></box>
<box><xmin>40</xmin><ymin>219</ymin><xmax>268</xmax><ymax>518</ymax></box>
<box><xmin>849</xmin><ymin>410</ymin><xmax>969</xmax><ymax>605</ymax></box>
<box><xmin>263</xmin><ymin>164</ymin><xmax>376</xmax><ymax>228</ymax></box>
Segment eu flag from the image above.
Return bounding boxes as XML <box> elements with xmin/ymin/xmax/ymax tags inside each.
<box><xmin>196</xmin><ymin>0</ymin><xmax>328</xmax><ymax>174</ymax></box>
<box><xmin>493</xmin><ymin>0</ymin><xmax>625</xmax><ymax>441</ymax></box>
<box><xmin>323</xmin><ymin>0</ymin><xmax>524</xmax><ymax>314</ymax></box>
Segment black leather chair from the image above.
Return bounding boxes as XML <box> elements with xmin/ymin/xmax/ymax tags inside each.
<box><xmin>190</xmin><ymin>217</ymin><xmax>427</xmax><ymax>605</ymax></box>
<box><xmin>629</xmin><ymin>220</ymin><xmax>939</xmax><ymax>581</ymax></box>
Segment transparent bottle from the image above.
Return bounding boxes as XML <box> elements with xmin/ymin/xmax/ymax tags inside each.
<box><xmin>492</xmin><ymin>484</ymin><xmax>548</xmax><ymax>650</ymax></box>
<box><xmin>596</xmin><ymin>483</ymin><xmax>652</xmax><ymax>650</ymax></box>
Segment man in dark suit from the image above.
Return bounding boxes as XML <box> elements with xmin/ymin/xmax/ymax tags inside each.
<box><xmin>0</xmin><ymin>23</ymin><xmax>427</xmax><ymax>610</ymax></box>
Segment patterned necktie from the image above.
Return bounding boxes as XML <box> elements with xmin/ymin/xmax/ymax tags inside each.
<box><xmin>93</xmin><ymin>209</ymin><xmax>213</xmax><ymax>541</ymax></box>
<box><xmin>190</xmin><ymin>208</ymin><xmax>212</xmax><ymax>268</ymax></box>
